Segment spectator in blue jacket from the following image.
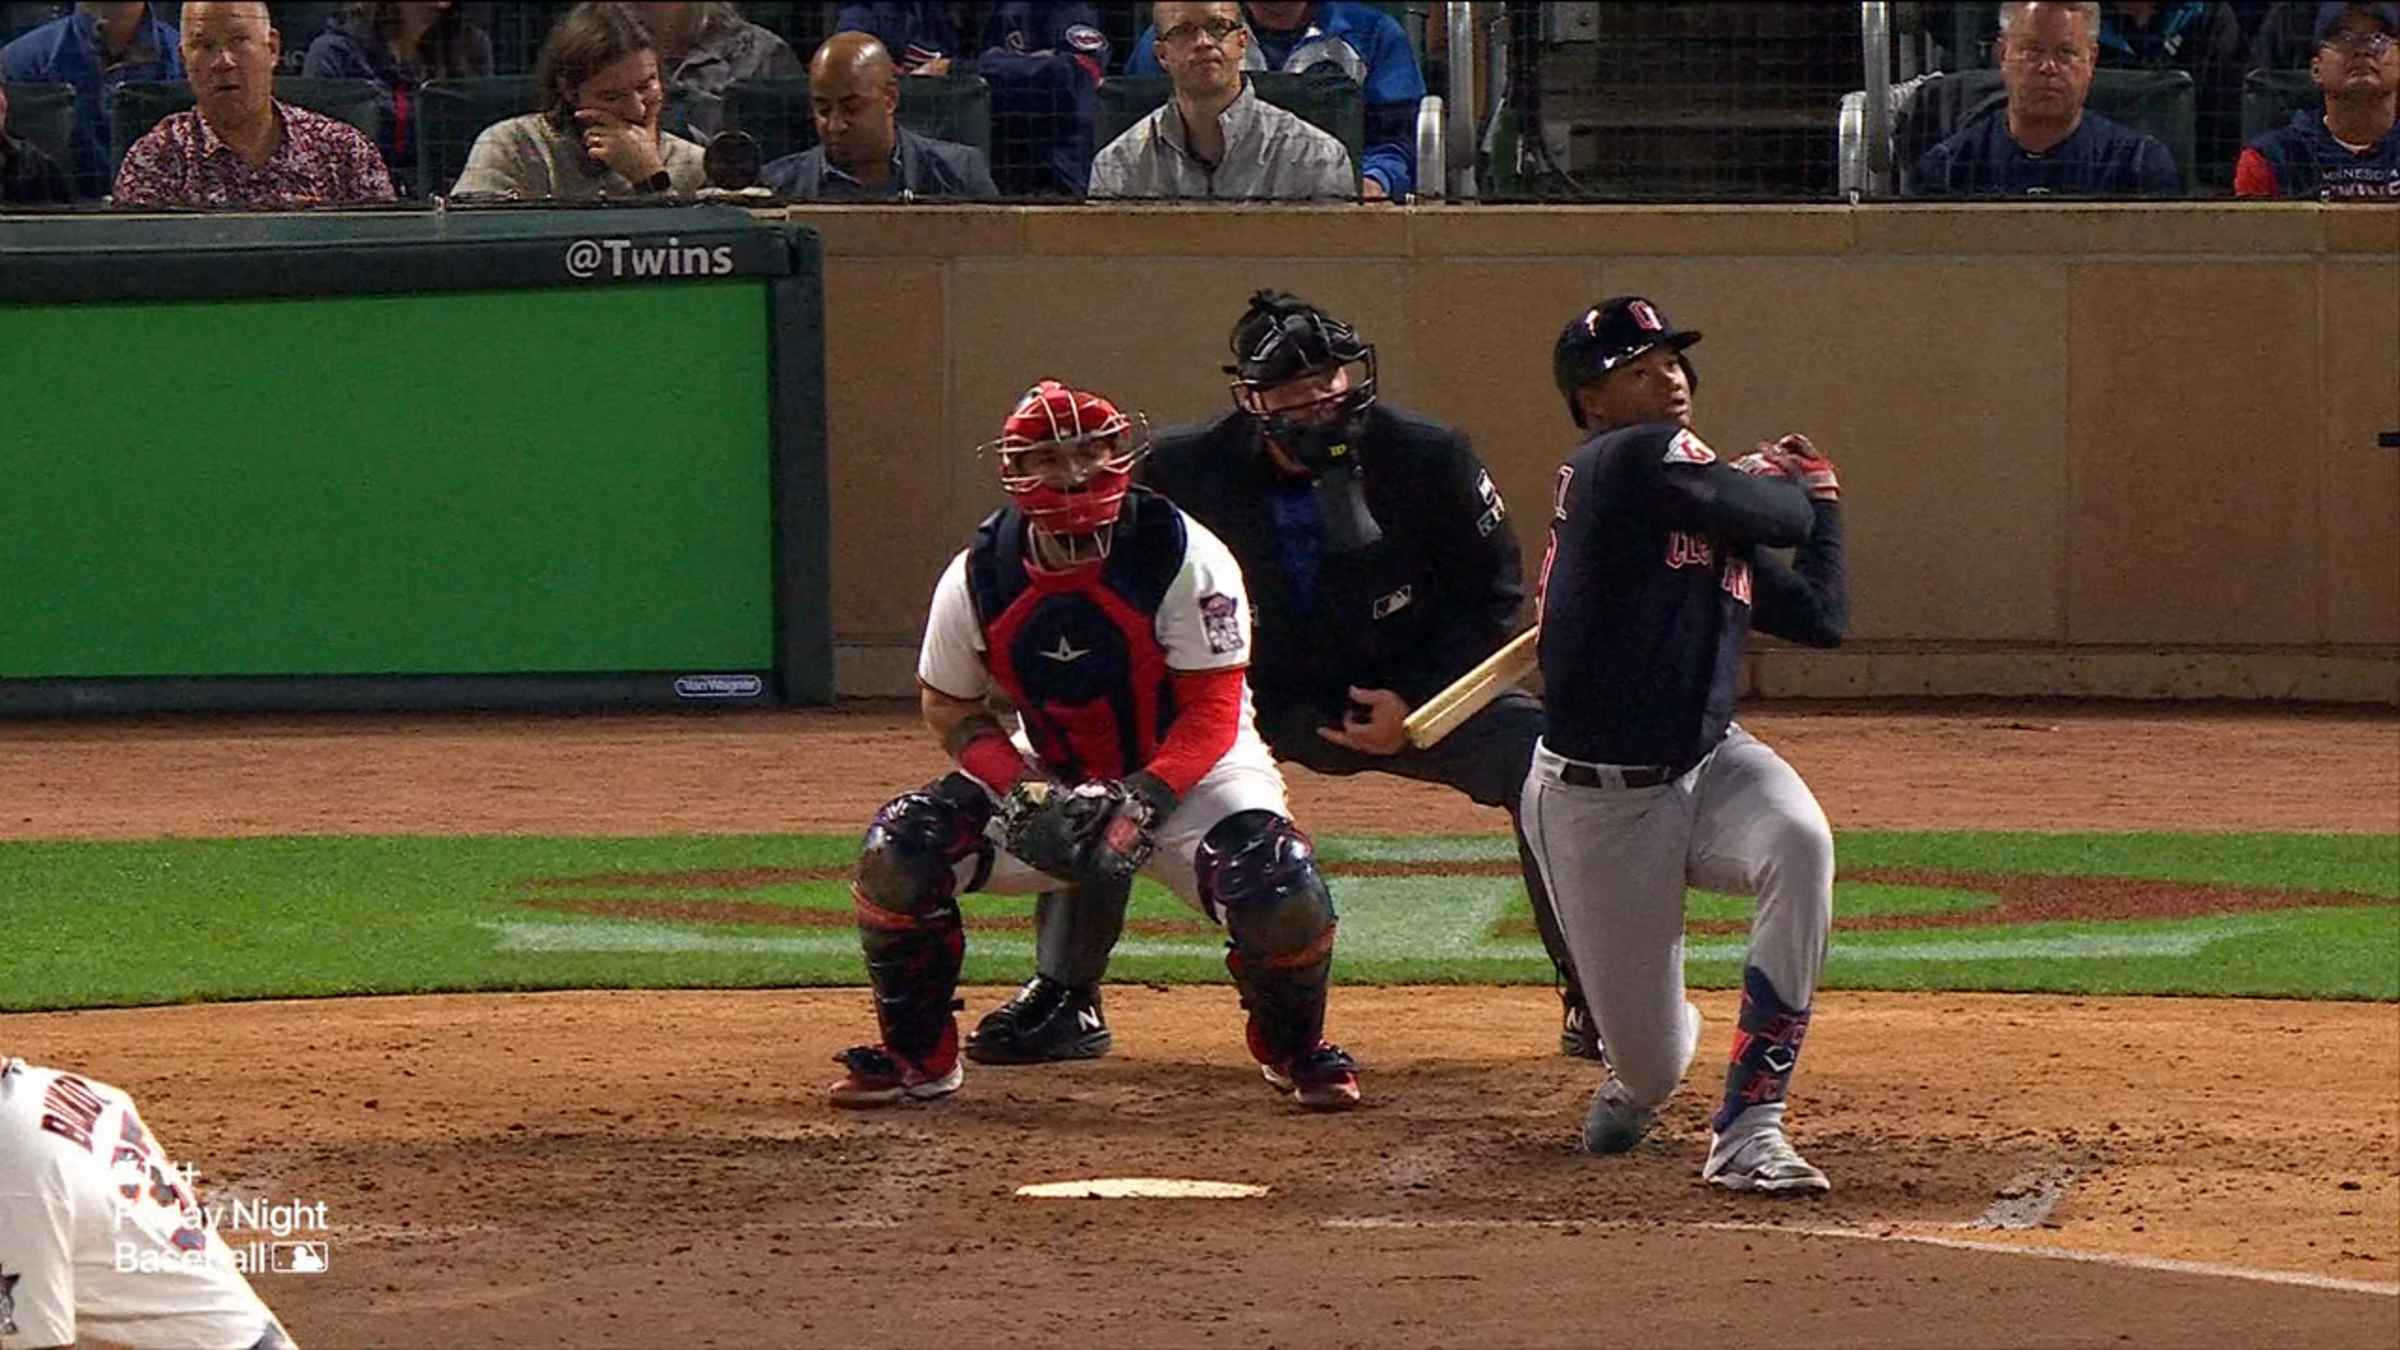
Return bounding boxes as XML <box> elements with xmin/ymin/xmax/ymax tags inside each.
<box><xmin>0</xmin><ymin>1</ymin><xmax>181</xmax><ymax>197</ymax></box>
<box><xmin>1912</xmin><ymin>0</ymin><xmax>2184</xmax><ymax>194</ymax></box>
<box><xmin>833</xmin><ymin>1</ymin><xmax>960</xmax><ymax>75</ymax></box>
<box><xmin>1128</xmin><ymin>0</ymin><xmax>1423</xmax><ymax>199</ymax></box>
<box><xmin>302</xmin><ymin>2</ymin><xmax>493</xmax><ymax>195</ymax></box>
<box><xmin>2235</xmin><ymin>1</ymin><xmax>2399</xmax><ymax>195</ymax></box>
<box><xmin>975</xmin><ymin>2</ymin><xmax>1107</xmax><ymax>194</ymax></box>
<box><xmin>761</xmin><ymin>29</ymin><xmax>996</xmax><ymax>198</ymax></box>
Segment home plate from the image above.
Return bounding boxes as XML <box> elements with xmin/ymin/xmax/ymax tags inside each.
<box><xmin>1015</xmin><ymin>1178</ymin><xmax>1269</xmax><ymax>1200</ymax></box>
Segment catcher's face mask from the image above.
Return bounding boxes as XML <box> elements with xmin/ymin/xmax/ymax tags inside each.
<box><xmin>983</xmin><ymin>379</ymin><xmax>1152</xmax><ymax>565</ymax></box>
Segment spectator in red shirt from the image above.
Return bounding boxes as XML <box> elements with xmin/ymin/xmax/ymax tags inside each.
<box><xmin>112</xmin><ymin>0</ymin><xmax>395</xmax><ymax>207</ymax></box>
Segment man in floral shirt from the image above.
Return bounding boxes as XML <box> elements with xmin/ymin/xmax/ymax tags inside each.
<box><xmin>113</xmin><ymin>0</ymin><xmax>393</xmax><ymax>207</ymax></box>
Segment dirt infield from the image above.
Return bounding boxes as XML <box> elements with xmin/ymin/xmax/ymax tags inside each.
<box><xmin>2</xmin><ymin>700</ymin><xmax>2396</xmax><ymax>1348</ymax></box>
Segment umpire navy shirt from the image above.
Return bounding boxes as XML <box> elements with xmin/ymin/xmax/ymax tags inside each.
<box><xmin>1912</xmin><ymin>109</ymin><xmax>2183</xmax><ymax>195</ymax></box>
<box><xmin>1536</xmin><ymin>423</ymin><xmax>1847</xmax><ymax>771</ymax></box>
<box><xmin>2236</xmin><ymin>110</ymin><xmax>2400</xmax><ymax>200</ymax></box>
<box><xmin>1143</xmin><ymin>402</ymin><xmax>1524</xmax><ymax>751</ymax></box>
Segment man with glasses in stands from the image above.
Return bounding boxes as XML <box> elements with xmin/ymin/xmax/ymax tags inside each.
<box><xmin>2234</xmin><ymin>1</ymin><xmax>2399</xmax><ymax>196</ymax></box>
<box><xmin>1088</xmin><ymin>0</ymin><xmax>1352</xmax><ymax>199</ymax></box>
<box><xmin>1911</xmin><ymin>0</ymin><xmax>2184</xmax><ymax>194</ymax></box>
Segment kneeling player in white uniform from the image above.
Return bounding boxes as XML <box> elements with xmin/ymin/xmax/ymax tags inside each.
<box><xmin>0</xmin><ymin>1057</ymin><xmax>294</xmax><ymax>1349</ymax></box>
<box><xmin>826</xmin><ymin>378</ymin><xmax>1361</xmax><ymax>1112</ymax></box>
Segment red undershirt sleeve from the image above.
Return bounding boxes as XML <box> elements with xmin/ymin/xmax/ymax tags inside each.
<box><xmin>1143</xmin><ymin>666</ymin><xmax>1245</xmax><ymax>798</ymax></box>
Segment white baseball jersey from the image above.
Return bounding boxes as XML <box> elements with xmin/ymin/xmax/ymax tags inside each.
<box><xmin>917</xmin><ymin>505</ymin><xmax>1278</xmax><ymax>787</ymax></box>
<box><xmin>0</xmin><ymin>1060</ymin><xmax>283</xmax><ymax>1350</ymax></box>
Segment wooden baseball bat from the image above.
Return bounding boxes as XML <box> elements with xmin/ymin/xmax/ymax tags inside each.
<box><xmin>1401</xmin><ymin>626</ymin><xmax>1540</xmax><ymax>750</ymax></box>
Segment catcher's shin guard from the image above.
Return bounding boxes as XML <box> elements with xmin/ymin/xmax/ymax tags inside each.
<box><xmin>852</xmin><ymin>777</ymin><xmax>989</xmax><ymax>1060</ymax></box>
<box><xmin>1710</xmin><ymin>964</ymin><xmax>1813</xmax><ymax>1134</ymax></box>
<box><xmin>1199</xmin><ymin>811</ymin><xmax>1339</xmax><ymax>1065</ymax></box>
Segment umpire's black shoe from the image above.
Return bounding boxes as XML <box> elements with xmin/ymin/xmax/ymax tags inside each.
<box><xmin>965</xmin><ymin>977</ymin><xmax>1111</xmax><ymax>1065</ymax></box>
<box><xmin>1561</xmin><ymin>993</ymin><xmax>1607</xmax><ymax>1062</ymax></box>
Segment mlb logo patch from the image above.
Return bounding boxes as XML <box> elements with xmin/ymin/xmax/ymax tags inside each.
<box><xmin>1663</xmin><ymin>429</ymin><xmax>1715</xmax><ymax>465</ymax></box>
<box><xmin>1629</xmin><ymin>300</ymin><xmax>1663</xmax><ymax>331</ymax></box>
<box><xmin>1200</xmin><ymin>592</ymin><xmax>1244</xmax><ymax>655</ymax></box>
<box><xmin>1372</xmin><ymin>585</ymin><xmax>1414</xmax><ymax>620</ymax></box>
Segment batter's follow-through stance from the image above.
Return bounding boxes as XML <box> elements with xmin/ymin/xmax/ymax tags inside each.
<box><xmin>1530</xmin><ymin>297</ymin><xmax>1849</xmax><ymax>1192</ymax></box>
<box><xmin>829</xmin><ymin>379</ymin><xmax>1362</xmax><ymax>1113</ymax></box>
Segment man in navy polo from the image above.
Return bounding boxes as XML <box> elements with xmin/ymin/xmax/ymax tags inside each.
<box><xmin>0</xmin><ymin>1</ymin><xmax>181</xmax><ymax>198</ymax></box>
<box><xmin>2235</xmin><ymin>1</ymin><xmax>2400</xmax><ymax>197</ymax></box>
<box><xmin>1911</xmin><ymin>0</ymin><xmax>2183</xmax><ymax>195</ymax></box>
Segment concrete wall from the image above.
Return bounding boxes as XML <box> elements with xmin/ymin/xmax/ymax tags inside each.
<box><xmin>787</xmin><ymin>203</ymin><xmax>2399</xmax><ymax>703</ymax></box>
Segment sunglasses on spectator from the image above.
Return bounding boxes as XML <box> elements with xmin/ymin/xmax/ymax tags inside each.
<box><xmin>1161</xmin><ymin>17</ymin><xmax>1245</xmax><ymax>47</ymax></box>
<box><xmin>2319</xmin><ymin>30</ymin><xmax>2395</xmax><ymax>55</ymax></box>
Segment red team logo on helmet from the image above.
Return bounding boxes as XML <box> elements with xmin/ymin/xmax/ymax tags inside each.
<box><xmin>983</xmin><ymin>379</ymin><xmax>1152</xmax><ymax>560</ymax></box>
<box><xmin>1628</xmin><ymin>299</ymin><xmax>1663</xmax><ymax>332</ymax></box>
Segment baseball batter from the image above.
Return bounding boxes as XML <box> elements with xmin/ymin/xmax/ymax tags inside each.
<box><xmin>1527</xmin><ymin>297</ymin><xmax>1848</xmax><ymax>1192</ymax></box>
<box><xmin>0</xmin><ymin>1057</ymin><xmax>293</xmax><ymax>1350</ymax></box>
<box><xmin>828</xmin><ymin>378</ymin><xmax>1361</xmax><ymax>1113</ymax></box>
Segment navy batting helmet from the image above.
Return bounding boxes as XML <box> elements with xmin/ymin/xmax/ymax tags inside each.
<box><xmin>1552</xmin><ymin>296</ymin><xmax>1702</xmax><ymax>429</ymax></box>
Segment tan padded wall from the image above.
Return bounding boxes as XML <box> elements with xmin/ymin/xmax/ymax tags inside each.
<box><xmin>790</xmin><ymin>205</ymin><xmax>2398</xmax><ymax>701</ymax></box>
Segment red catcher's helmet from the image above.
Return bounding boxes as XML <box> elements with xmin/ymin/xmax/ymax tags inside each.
<box><xmin>983</xmin><ymin>379</ymin><xmax>1151</xmax><ymax>556</ymax></box>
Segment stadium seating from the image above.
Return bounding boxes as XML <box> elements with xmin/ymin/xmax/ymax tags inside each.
<box><xmin>0</xmin><ymin>77</ymin><xmax>73</xmax><ymax>174</ymax></box>
<box><xmin>1092</xmin><ymin>69</ymin><xmax>1367</xmax><ymax>188</ymax></box>
<box><xmin>105</xmin><ymin>75</ymin><xmax>386</xmax><ymax>175</ymax></box>
<box><xmin>720</xmin><ymin>72</ymin><xmax>992</xmax><ymax>166</ymax></box>
<box><xmin>2240</xmin><ymin>67</ymin><xmax>2320</xmax><ymax>143</ymax></box>
<box><xmin>1842</xmin><ymin>65</ymin><xmax>2199</xmax><ymax>195</ymax></box>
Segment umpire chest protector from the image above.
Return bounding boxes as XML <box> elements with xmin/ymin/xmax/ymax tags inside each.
<box><xmin>965</xmin><ymin>487</ymin><xmax>1190</xmax><ymax>784</ymax></box>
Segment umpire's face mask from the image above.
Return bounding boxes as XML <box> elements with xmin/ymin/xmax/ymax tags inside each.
<box><xmin>1243</xmin><ymin>360</ymin><xmax>1375</xmax><ymax>478</ymax></box>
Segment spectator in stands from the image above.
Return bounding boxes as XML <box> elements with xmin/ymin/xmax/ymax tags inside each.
<box><xmin>113</xmin><ymin>1</ymin><xmax>394</xmax><ymax>205</ymax></box>
<box><xmin>0</xmin><ymin>79</ymin><xmax>74</xmax><ymax>202</ymax></box>
<box><xmin>1912</xmin><ymin>1</ymin><xmax>2184</xmax><ymax>193</ymax></box>
<box><xmin>2098</xmin><ymin>2</ymin><xmax>2246</xmax><ymax>182</ymax></box>
<box><xmin>2235</xmin><ymin>0</ymin><xmax>2399</xmax><ymax>194</ymax></box>
<box><xmin>976</xmin><ymin>2</ymin><xmax>1110</xmax><ymax>195</ymax></box>
<box><xmin>1089</xmin><ymin>0</ymin><xmax>1353</xmax><ymax>198</ymax></box>
<box><xmin>759</xmin><ymin>29</ymin><xmax>994</xmax><ymax>197</ymax></box>
<box><xmin>834</xmin><ymin>1</ymin><xmax>959</xmax><ymax>75</ymax></box>
<box><xmin>2251</xmin><ymin>0</ymin><xmax>2344</xmax><ymax>66</ymax></box>
<box><xmin>630</xmin><ymin>2</ymin><xmax>800</xmax><ymax>134</ymax></box>
<box><xmin>1128</xmin><ymin>1</ymin><xmax>1424</xmax><ymax>199</ymax></box>
<box><xmin>451</xmin><ymin>1</ymin><xmax>703</xmax><ymax>200</ymax></box>
<box><xmin>302</xmin><ymin>2</ymin><xmax>493</xmax><ymax>195</ymax></box>
<box><xmin>0</xmin><ymin>1</ymin><xmax>182</xmax><ymax>198</ymax></box>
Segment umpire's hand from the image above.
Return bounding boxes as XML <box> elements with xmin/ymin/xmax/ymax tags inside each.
<box><xmin>1319</xmin><ymin>686</ymin><xmax>1410</xmax><ymax>756</ymax></box>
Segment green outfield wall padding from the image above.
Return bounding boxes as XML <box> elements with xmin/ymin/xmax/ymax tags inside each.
<box><xmin>0</xmin><ymin>282</ymin><xmax>775</xmax><ymax>677</ymax></box>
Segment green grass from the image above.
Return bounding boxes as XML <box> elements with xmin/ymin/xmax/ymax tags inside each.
<box><xmin>0</xmin><ymin>831</ymin><xmax>2391</xmax><ymax>1011</ymax></box>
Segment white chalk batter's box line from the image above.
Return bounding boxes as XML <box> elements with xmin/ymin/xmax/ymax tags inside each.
<box><xmin>1321</xmin><ymin>1216</ymin><xmax>2400</xmax><ymax>1299</ymax></box>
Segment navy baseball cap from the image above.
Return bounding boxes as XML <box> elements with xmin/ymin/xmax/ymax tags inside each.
<box><xmin>2316</xmin><ymin>2</ymin><xmax>2399</xmax><ymax>40</ymax></box>
<box><xmin>1553</xmin><ymin>296</ymin><xmax>1702</xmax><ymax>427</ymax></box>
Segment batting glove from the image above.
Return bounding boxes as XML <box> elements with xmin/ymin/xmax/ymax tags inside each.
<box><xmin>1767</xmin><ymin>434</ymin><xmax>1839</xmax><ymax>502</ymax></box>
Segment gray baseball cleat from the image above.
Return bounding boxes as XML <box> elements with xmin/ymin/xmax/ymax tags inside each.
<box><xmin>1580</xmin><ymin>1002</ymin><xmax>1703</xmax><ymax>1154</ymax></box>
<box><xmin>1702</xmin><ymin>1127</ymin><xmax>1832</xmax><ymax>1194</ymax></box>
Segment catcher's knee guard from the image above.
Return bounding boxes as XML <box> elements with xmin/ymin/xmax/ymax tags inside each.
<box><xmin>852</xmin><ymin>773</ymin><xmax>991</xmax><ymax>1060</ymax></box>
<box><xmin>856</xmin><ymin>773</ymin><xmax>996</xmax><ymax>915</ymax></box>
<box><xmin>1198</xmin><ymin>811</ymin><xmax>1338</xmax><ymax>1063</ymax></box>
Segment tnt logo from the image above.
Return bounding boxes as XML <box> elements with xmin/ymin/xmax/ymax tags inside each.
<box><xmin>272</xmin><ymin>1243</ymin><xmax>329</xmax><ymax>1275</ymax></box>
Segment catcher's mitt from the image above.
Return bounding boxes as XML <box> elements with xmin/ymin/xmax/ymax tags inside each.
<box><xmin>994</xmin><ymin>773</ymin><xmax>1178</xmax><ymax>886</ymax></box>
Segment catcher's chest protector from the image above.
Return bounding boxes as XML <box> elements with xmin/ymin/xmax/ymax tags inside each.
<box><xmin>967</xmin><ymin>489</ymin><xmax>1189</xmax><ymax>785</ymax></box>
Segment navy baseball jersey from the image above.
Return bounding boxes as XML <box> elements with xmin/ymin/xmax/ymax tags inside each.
<box><xmin>1534</xmin><ymin>423</ymin><xmax>1848</xmax><ymax>770</ymax></box>
<box><xmin>2236</xmin><ymin>111</ymin><xmax>2400</xmax><ymax>199</ymax></box>
<box><xmin>1912</xmin><ymin>109</ymin><xmax>2183</xmax><ymax>195</ymax></box>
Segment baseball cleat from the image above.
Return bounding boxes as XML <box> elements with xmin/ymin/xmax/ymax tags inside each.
<box><xmin>1560</xmin><ymin>996</ymin><xmax>1606</xmax><ymax>1062</ymax></box>
<box><xmin>1581</xmin><ymin>1002</ymin><xmax>1703</xmax><ymax>1154</ymax></box>
<box><xmin>966</xmin><ymin>976</ymin><xmax>1112</xmax><ymax>1065</ymax></box>
<box><xmin>1260</xmin><ymin>1041</ymin><xmax>1361</xmax><ymax>1112</ymax></box>
<box><xmin>827</xmin><ymin>1042</ymin><xmax>963</xmax><ymax>1109</ymax></box>
<box><xmin>1702</xmin><ymin>1127</ymin><xmax>1831</xmax><ymax>1194</ymax></box>
<box><xmin>1581</xmin><ymin>1078</ymin><xmax>1654</xmax><ymax>1154</ymax></box>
